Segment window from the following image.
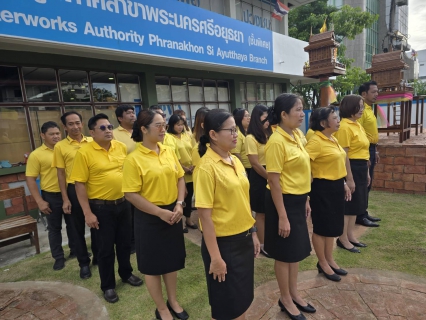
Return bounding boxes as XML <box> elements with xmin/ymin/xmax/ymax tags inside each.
<box><xmin>156</xmin><ymin>77</ymin><xmax>230</xmax><ymax>127</ymax></box>
<box><xmin>0</xmin><ymin>66</ymin><xmax>22</xmax><ymax>103</ymax></box>
<box><xmin>240</xmin><ymin>82</ymin><xmax>283</xmax><ymax>112</ymax></box>
<box><xmin>236</xmin><ymin>0</ymin><xmax>278</xmax><ymax>32</ymax></box>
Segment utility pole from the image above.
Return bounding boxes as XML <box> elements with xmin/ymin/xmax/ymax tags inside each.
<box><xmin>388</xmin><ymin>0</ymin><xmax>396</xmax><ymax>51</ymax></box>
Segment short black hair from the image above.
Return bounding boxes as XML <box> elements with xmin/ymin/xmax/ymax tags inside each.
<box><xmin>358</xmin><ymin>80</ymin><xmax>377</xmax><ymax>96</ymax></box>
<box><xmin>41</xmin><ymin>121</ymin><xmax>60</xmax><ymax>134</ymax></box>
<box><xmin>310</xmin><ymin>107</ymin><xmax>336</xmax><ymax>131</ymax></box>
<box><xmin>61</xmin><ymin>111</ymin><xmax>82</xmax><ymax>125</ymax></box>
<box><xmin>115</xmin><ymin>105</ymin><xmax>134</xmax><ymax>124</ymax></box>
<box><xmin>149</xmin><ymin>105</ymin><xmax>161</xmax><ymax>111</ymax></box>
<box><xmin>167</xmin><ymin>114</ymin><xmax>185</xmax><ymax>134</ymax></box>
<box><xmin>339</xmin><ymin>95</ymin><xmax>363</xmax><ymax>118</ymax></box>
<box><xmin>88</xmin><ymin>113</ymin><xmax>109</xmax><ymax>130</ymax></box>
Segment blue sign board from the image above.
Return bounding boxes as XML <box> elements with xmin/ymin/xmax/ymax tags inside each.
<box><xmin>0</xmin><ymin>0</ymin><xmax>273</xmax><ymax>71</ymax></box>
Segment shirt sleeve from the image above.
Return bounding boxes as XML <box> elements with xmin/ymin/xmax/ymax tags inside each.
<box><xmin>304</xmin><ymin>138</ymin><xmax>322</xmax><ymax>161</ymax></box>
<box><xmin>69</xmin><ymin>150</ymin><xmax>89</xmax><ymax>183</ymax></box>
<box><xmin>52</xmin><ymin>144</ymin><xmax>65</xmax><ymax>168</ymax></box>
<box><xmin>334</xmin><ymin>127</ymin><xmax>352</xmax><ymax>149</ymax></box>
<box><xmin>171</xmin><ymin>148</ymin><xmax>185</xmax><ymax>179</ymax></box>
<box><xmin>232</xmin><ymin>132</ymin><xmax>244</xmax><ymax>154</ymax></box>
<box><xmin>25</xmin><ymin>152</ymin><xmax>41</xmax><ymax>177</ymax></box>
<box><xmin>194</xmin><ymin>166</ymin><xmax>214</xmax><ymax>209</ymax></box>
<box><xmin>245</xmin><ymin>135</ymin><xmax>258</xmax><ymax>156</ymax></box>
<box><xmin>265</xmin><ymin>141</ymin><xmax>285</xmax><ymax>173</ymax></box>
<box><xmin>122</xmin><ymin>157</ymin><xmax>143</xmax><ymax>193</ymax></box>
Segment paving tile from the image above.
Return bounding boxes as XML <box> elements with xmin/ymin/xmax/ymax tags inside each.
<box><xmin>401</xmin><ymin>288</ymin><xmax>426</xmax><ymax>303</ymax></box>
<box><xmin>336</xmin><ymin>283</ymin><xmax>356</xmax><ymax>291</ymax></box>
<box><xmin>355</xmin><ymin>283</ymin><xmax>382</xmax><ymax>292</ymax></box>
<box><xmin>360</xmin><ymin>275</ymin><xmax>401</xmax><ymax>286</ymax></box>
<box><xmin>0</xmin><ymin>308</ymin><xmax>27</xmax><ymax>319</ymax></box>
<box><xmin>15</xmin><ymin>314</ymin><xmax>38</xmax><ymax>320</ymax></box>
<box><xmin>400</xmin><ymin>280</ymin><xmax>426</xmax><ymax>294</ymax></box>
<box><xmin>383</xmin><ymin>292</ymin><xmax>410</xmax><ymax>317</ymax></box>
<box><xmin>339</xmin><ymin>291</ymin><xmax>370</xmax><ymax>314</ymax></box>
<box><xmin>297</xmin><ymin>277</ymin><xmax>328</xmax><ymax>291</ymax></box>
<box><xmin>15</xmin><ymin>299</ymin><xmax>45</xmax><ymax>312</ymax></box>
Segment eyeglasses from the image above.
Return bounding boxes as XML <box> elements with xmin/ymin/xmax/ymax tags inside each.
<box><xmin>152</xmin><ymin>123</ymin><xmax>167</xmax><ymax>129</ymax></box>
<box><xmin>219</xmin><ymin>127</ymin><xmax>238</xmax><ymax>135</ymax></box>
<box><xmin>95</xmin><ymin>124</ymin><xmax>114</xmax><ymax>131</ymax></box>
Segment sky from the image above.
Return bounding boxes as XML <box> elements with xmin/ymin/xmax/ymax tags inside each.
<box><xmin>408</xmin><ymin>0</ymin><xmax>426</xmax><ymax>51</ymax></box>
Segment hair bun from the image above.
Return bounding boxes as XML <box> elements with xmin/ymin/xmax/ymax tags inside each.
<box><xmin>199</xmin><ymin>134</ymin><xmax>209</xmax><ymax>145</ymax></box>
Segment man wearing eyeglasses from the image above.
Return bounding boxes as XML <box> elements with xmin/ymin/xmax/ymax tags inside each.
<box><xmin>70</xmin><ymin>113</ymin><xmax>143</xmax><ymax>303</ymax></box>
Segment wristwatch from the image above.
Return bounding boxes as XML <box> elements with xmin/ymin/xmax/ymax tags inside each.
<box><xmin>177</xmin><ymin>201</ymin><xmax>186</xmax><ymax>208</ymax></box>
<box><xmin>248</xmin><ymin>226</ymin><xmax>257</xmax><ymax>234</ymax></box>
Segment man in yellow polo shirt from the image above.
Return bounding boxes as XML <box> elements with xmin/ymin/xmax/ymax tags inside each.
<box><xmin>52</xmin><ymin>111</ymin><xmax>96</xmax><ymax>280</ymax></box>
<box><xmin>113</xmin><ymin>105</ymin><xmax>136</xmax><ymax>154</ymax></box>
<box><xmin>70</xmin><ymin>113</ymin><xmax>142</xmax><ymax>304</ymax></box>
<box><xmin>357</xmin><ymin>81</ymin><xmax>381</xmax><ymax>227</ymax></box>
<box><xmin>26</xmin><ymin>121</ymin><xmax>74</xmax><ymax>271</ymax></box>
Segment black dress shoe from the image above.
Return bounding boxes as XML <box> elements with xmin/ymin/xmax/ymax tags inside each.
<box><xmin>123</xmin><ymin>274</ymin><xmax>143</xmax><ymax>286</ymax></box>
<box><xmin>293</xmin><ymin>299</ymin><xmax>316</xmax><ymax>313</ymax></box>
<box><xmin>356</xmin><ymin>218</ymin><xmax>379</xmax><ymax>227</ymax></box>
<box><xmin>183</xmin><ymin>227</ymin><xmax>189</xmax><ymax>233</ymax></box>
<box><xmin>104</xmin><ymin>289</ymin><xmax>119</xmax><ymax>303</ymax></box>
<box><xmin>53</xmin><ymin>258</ymin><xmax>65</xmax><ymax>271</ymax></box>
<box><xmin>350</xmin><ymin>241</ymin><xmax>367</xmax><ymax>248</ymax></box>
<box><xmin>366</xmin><ymin>214</ymin><xmax>381</xmax><ymax>222</ymax></box>
<box><xmin>186</xmin><ymin>223</ymin><xmax>198</xmax><ymax>229</ymax></box>
<box><xmin>278</xmin><ymin>299</ymin><xmax>306</xmax><ymax>320</ymax></box>
<box><xmin>155</xmin><ymin>309</ymin><xmax>164</xmax><ymax>320</ymax></box>
<box><xmin>317</xmin><ymin>262</ymin><xmax>341</xmax><ymax>282</ymax></box>
<box><xmin>80</xmin><ymin>266</ymin><xmax>92</xmax><ymax>279</ymax></box>
<box><xmin>167</xmin><ymin>300</ymin><xmax>189</xmax><ymax>320</ymax></box>
<box><xmin>329</xmin><ymin>265</ymin><xmax>348</xmax><ymax>276</ymax></box>
<box><xmin>336</xmin><ymin>239</ymin><xmax>361</xmax><ymax>253</ymax></box>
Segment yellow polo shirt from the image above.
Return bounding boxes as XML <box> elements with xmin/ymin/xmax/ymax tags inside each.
<box><xmin>358</xmin><ymin>102</ymin><xmax>379</xmax><ymax>144</ymax></box>
<box><xmin>163</xmin><ymin>133</ymin><xmax>181</xmax><ymax>160</ymax></box>
<box><xmin>171</xmin><ymin>133</ymin><xmax>193</xmax><ymax>183</ymax></box>
<box><xmin>334</xmin><ymin>118</ymin><xmax>370</xmax><ymax>160</ymax></box>
<box><xmin>194</xmin><ymin>147</ymin><xmax>255</xmax><ymax>237</ymax></box>
<box><xmin>192</xmin><ymin>143</ymin><xmax>201</xmax><ymax>167</ymax></box>
<box><xmin>305</xmin><ymin>131</ymin><xmax>347</xmax><ymax>180</ymax></box>
<box><xmin>113</xmin><ymin>125</ymin><xmax>136</xmax><ymax>154</ymax></box>
<box><xmin>295</xmin><ymin>128</ymin><xmax>308</xmax><ymax>146</ymax></box>
<box><xmin>26</xmin><ymin>144</ymin><xmax>60</xmax><ymax>193</ymax></box>
<box><xmin>52</xmin><ymin>135</ymin><xmax>93</xmax><ymax>184</ymax></box>
<box><xmin>245</xmin><ymin>134</ymin><xmax>266</xmax><ymax>166</ymax></box>
<box><xmin>266</xmin><ymin>126</ymin><xmax>311</xmax><ymax>195</ymax></box>
<box><xmin>122</xmin><ymin>143</ymin><xmax>184</xmax><ymax>205</ymax></box>
<box><xmin>231</xmin><ymin>130</ymin><xmax>251</xmax><ymax>169</ymax></box>
<box><xmin>70</xmin><ymin>140</ymin><xmax>127</xmax><ymax>200</ymax></box>
<box><xmin>305</xmin><ymin>129</ymin><xmax>315</xmax><ymax>142</ymax></box>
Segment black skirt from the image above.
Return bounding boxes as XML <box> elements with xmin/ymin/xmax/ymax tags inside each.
<box><xmin>249</xmin><ymin>167</ymin><xmax>267</xmax><ymax>213</ymax></box>
<box><xmin>201</xmin><ymin>231</ymin><xmax>254</xmax><ymax>319</ymax></box>
<box><xmin>134</xmin><ymin>203</ymin><xmax>186</xmax><ymax>275</ymax></box>
<box><xmin>264</xmin><ymin>190</ymin><xmax>311</xmax><ymax>263</ymax></box>
<box><xmin>310</xmin><ymin>178</ymin><xmax>345</xmax><ymax>237</ymax></box>
<box><xmin>346</xmin><ymin>160</ymin><xmax>368</xmax><ymax>216</ymax></box>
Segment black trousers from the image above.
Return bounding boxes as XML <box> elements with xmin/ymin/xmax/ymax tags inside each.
<box><xmin>42</xmin><ymin>191</ymin><xmax>75</xmax><ymax>260</ymax></box>
<box><xmin>183</xmin><ymin>182</ymin><xmax>194</xmax><ymax>218</ymax></box>
<box><xmin>357</xmin><ymin>144</ymin><xmax>377</xmax><ymax>222</ymax></box>
<box><xmin>91</xmin><ymin>200</ymin><xmax>133</xmax><ymax>291</ymax></box>
<box><xmin>67</xmin><ymin>184</ymin><xmax>98</xmax><ymax>267</ymax></box>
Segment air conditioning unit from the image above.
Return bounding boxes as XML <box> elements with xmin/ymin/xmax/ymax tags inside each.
<box><xmin>396</xmin><ymin>0</ymin><xmax>408</xmax><ymax>6</ymax></box>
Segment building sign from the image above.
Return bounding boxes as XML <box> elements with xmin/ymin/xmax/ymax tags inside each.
<box><xmin>0</xmin><ymin>0</ymin><xmax>273</xmax><ymax>71</ymax></box>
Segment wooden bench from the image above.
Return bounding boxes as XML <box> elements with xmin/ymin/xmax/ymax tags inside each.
<box><xmin>0</xmin><ymin>187</ymin><xmax>40</xmax><ymax>254</ymax></box>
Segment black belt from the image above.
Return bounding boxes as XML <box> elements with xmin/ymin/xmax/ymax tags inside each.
<box><xmin>89</xmin><ymin>197</ymin><xmax>126</xmax><ymax>205</ymax></box>
<box><xmin>41</xmin><ymin>190</ymin><xmax>62</xmax><ymax>196</ymax></box>
<box><xmin>370</xmin><ymin>143</ymin><xmax>377</xmax><ymax>146</ymax></box>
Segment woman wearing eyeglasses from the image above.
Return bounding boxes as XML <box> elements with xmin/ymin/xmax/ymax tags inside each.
<box><xmin>245</xmin><ymin>104</ymin><xmax>272</xmax><ymax>258</ymax></box>
<box><xmin>231</xmin><ymin>108</ymin><xmax>252</xmax><ymax>176</ymax></box>
<box><xmin>333</xmin><ymin>95</ymin><xmax>370</xmax><ymax>253</ymax></box>
<box><xmin>194</xmin><ymin>109</ymin><xmax>260</xmax><ymax>320</ymax></box>
<box><xmin>123</xmin><ymin>110</ymin><xmax>188</xmax><ymax>320</ymax></box>
<box><xmin>167</xmin><ymin>114</ymin><xmax>197</xmax><ymax>233</ymax></box>
<box><xmin>264</xmin><ymin>94</ymin><xmax>314</xmax><ymax>320</ymax></box>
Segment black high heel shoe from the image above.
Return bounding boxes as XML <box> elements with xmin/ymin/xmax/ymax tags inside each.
<box><xmin>336</xmin><ymin>238</ymin><xmax>361</xmax><ymax>253</ymax></box>
<box><xmin>278</xmin><ymin>299</ymin><xmax>307</xmax><ymax>320</ymax></box>
<box><xmin>317</xmin><ymin>262</ymin><xmax>341</xmax><ymax>282</ymax></box>
<box><xmin>167</xmin><ymin>300</ymin><xmax>189</xmax><ymax>320</ymax></box>
<box><xmin>292</xmin><ymin>299</ymin><xmax>316</xmax><ymax>313</ymax></box>
<box><xmin>330</xmin><ymin>265</ymin><xmax>348</xmax><ymax>276</ymax></box>
<box><xmin>154</xmin><ymin>309</ymin><xmax>162</xmax><ymax>320</ymax></box>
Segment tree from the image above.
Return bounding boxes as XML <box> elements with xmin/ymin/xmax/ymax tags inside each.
<box><xmin>411</xmin><ymin>79</ymin><xmax>426</xmax><ymax>95</ymax></box>
<box><xmin>289</xmin><ymin>0</ymin><xmax>378</xmax><ymax>108</ymax></box>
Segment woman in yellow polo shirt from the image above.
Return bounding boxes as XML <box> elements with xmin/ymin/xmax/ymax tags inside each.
<box><xmin>231</xmin><ymin>108</ymin><xmax>252</xmax><ymax>176</ymax></box>
<box><xmin>334</xmin><ymin>95</ymin><xmax>370</xmax><ymax>253</ymax></box>
<box><xmin>167</xmin><ymin>114</ymin><xmax>197</xmax><ymax>233</ymax></box>
<box><xmin>305</xmin><ymin>107</ymin><xmax>352</xmax><ymax>282</ymax></box>
<box><xmin>194</xmin><ymin>109</ymin><xmax>260</xmax><ymax>320</ymax></box>
<box><xmin>191</xmin><ymin>107</ymin><xmax>209</xmax><ymax>167</ymax></box>
<box><xmin>173</xmin><ymin>109</ymin><xmax>193</xmax><ymax>138</ymax></box>
<box><xmin>122</xmin><ymin>110</ymin><xmax>188</xmax><ymax>320</ymax></box>
<box><xmin>264</xmin><ymin>93</ymin><xmax>315</xmax><ymax>320</ymax></box>
<box><xmin>246</xmin><ymin>104</ymin><xmax>272</xmax><ymax>258</ymax></box>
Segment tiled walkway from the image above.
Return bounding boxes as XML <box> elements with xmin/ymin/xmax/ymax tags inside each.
<box><xmin>247</xmin><ymin>268</ymin><xmax>426</xmax><ymax>319</ymax></box>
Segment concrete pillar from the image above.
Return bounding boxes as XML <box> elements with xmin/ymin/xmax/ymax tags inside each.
<box><xmin>139</xmin><ymin>71</ymin><xmax>157</xmax><ymax>109</ymax></box>
<box><xmin>224</xmin><ymin>0</ymin><xmax>236</xmax><ymax>19</ymax></box>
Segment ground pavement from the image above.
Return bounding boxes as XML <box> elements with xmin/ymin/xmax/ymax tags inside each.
<box><xmin>2</xmin><ymin>212</ymin><xmax>426</xmax><ymax>319</ymax></box>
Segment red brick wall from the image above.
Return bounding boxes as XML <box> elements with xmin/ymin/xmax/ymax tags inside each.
<box><xmin>0</xmin><ymin>173</ymin><xmax>39</xmax><ymax>215</ymax></box>
<box><xmin>373</xmin><ymin>145</ymin><xmax>426</xmax><ymax>195</ymax></box>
